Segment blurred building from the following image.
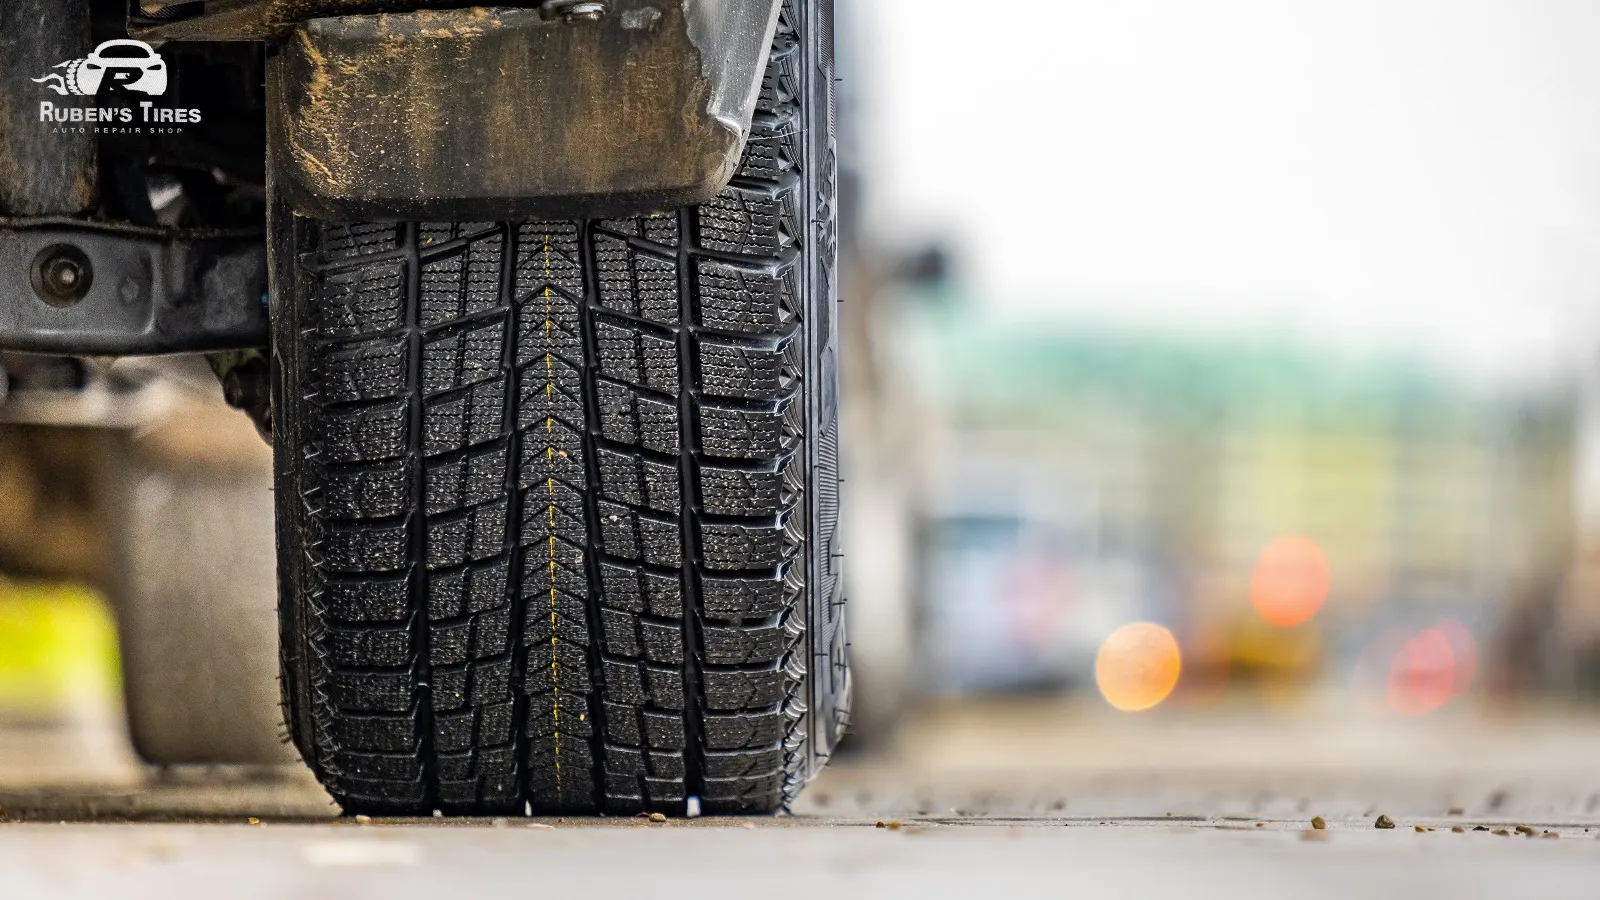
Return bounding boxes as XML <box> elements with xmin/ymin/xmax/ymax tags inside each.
<box><xmin>898</xmin><ymin>298</ymin><xmax>1575</xmax><ymax>701</ymax></box>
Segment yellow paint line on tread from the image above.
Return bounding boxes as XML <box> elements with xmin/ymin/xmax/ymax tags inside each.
<box><xmin>543</xmin><ymin>233</ymin><xmax>562</xmax><ymax>793</ymax></box>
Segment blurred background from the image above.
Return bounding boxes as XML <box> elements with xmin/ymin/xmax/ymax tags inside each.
<box><xmin>5</xmin><ymin>0</ymin><xmax>1600</xmax><ymax>797</ymax></box>
<box><xmin>833</xmin><ymin>0</ymin><xmax>1600</xmax><ymax>747</ymax></box>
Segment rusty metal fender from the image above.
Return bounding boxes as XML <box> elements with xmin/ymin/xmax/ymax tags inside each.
<box><xmin>267</xmin><ymin>1</ymin><xmax>783</xmax><ymax>221</ymax></box>
<box><xmin>1</xmin><ymin>0</ymin><xmax>96</xmax><ymax>216</ymax></box>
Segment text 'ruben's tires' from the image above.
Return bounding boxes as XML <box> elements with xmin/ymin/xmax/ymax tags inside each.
<box><xmin>270</xmin><ymin>1</ymin><xmax>847</xmax><ymax>816</ymax></box>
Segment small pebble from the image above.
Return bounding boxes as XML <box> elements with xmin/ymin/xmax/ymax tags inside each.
<box><xmin>648</xmin><ymin>812</ymin><xmax>667</xmax><ymax>823</ymax></box>
<box><xmin>876</xmin><ymin>820</ymin><xmax>902</xmax><ymax>830</ymax></box>
<box><xmin>1514</xmin><ymin>825</ymin><xmax>1536</xmax><ymax>836</ymax></box>
<box><xmin>1310</xmin><ymin>817</ymin><xmax>1326</xmax><ymax>830</ymax></box>
<box><xmin>354</xmin><ymin>815</ymin><xmax>372</xmax><ymax>825</ymax></box>
<box><xmin>1451</xmin><ymin>826</ymin><xmax>1465</xmax><ymax>833</ymax></box>
<box><xmin>1374</xmin><ymin>815</ymin><xmax>1396</xmax><ymax>830</ymax></box>
<box><xmin>1492</xmin><ymin>828</ymin><xmax>1511</xmax><ymax>837</ymax></box>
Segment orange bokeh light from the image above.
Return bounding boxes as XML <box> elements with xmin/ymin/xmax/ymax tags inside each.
<box><xmin>1249</xmin><ymin>535</ymin><xmax>1330</xmax><ymax>628</ymax></box>
<box><xmin>1094</xmin><ymin>622</ymin><xmax>1182</xmax><ymax>712</ymax></box>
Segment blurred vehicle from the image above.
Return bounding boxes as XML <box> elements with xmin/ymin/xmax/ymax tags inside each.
<box><xmin>0</xmin><ymin>353</ymin><xmax>291</xmax><ymax>764</ymax></box>
<box><xmin>918</xmin><ymin>465</ymin><xmax>1173</xmax><ymax>693</ymax></box>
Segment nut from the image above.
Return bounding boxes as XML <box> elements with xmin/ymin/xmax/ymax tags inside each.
<box><xmin>30</xmin><ymin>244</ymin><xmax>93</xmax><ymax>307</ymax></box>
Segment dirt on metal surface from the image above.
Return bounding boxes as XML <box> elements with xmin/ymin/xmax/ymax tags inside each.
<box><xmin>269</xmin><ymin>3</ymin><xmax>767</xmax><ymax>221</ymax></box>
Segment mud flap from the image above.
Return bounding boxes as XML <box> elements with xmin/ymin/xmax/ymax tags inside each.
<box><xmin>266</xmin><ymin>1</ymin><xmax>782</xmax><ymax>221</ymax></box>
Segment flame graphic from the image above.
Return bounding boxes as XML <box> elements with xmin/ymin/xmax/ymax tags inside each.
<box><xmin>32</xmin><ymin>72</ymin><xmax>69</xmax><ymax>95</ymax></box>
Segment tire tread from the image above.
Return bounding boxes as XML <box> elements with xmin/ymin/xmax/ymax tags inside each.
<box><xmin>274</xmin><ymin>0</ymin><xmax>841</xmax><ymax>817</ymax></box>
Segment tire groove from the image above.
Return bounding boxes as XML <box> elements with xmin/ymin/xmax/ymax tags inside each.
<box><xmin>574</xmin><ymin>219</ymin><xmax>615</xmax><ymax>812</ymax></box>
<box><xmin>590</xmin><ymin>300</ymin><xmax>802</xmax><ymax>348</ymax></box>
<box><xmin>676</xmin><ymin>204</ymin><xmax>707</xmax><ymax>813</ymax></box>
<box><xmin>403</xmin><ymin>221</ymin><xmax>441</xmax><ymax>812</ymax></box>
<box><xmin>497</xmin><ymin>223</ymin><xmax>531</xmax><ymax>814</ymax></box>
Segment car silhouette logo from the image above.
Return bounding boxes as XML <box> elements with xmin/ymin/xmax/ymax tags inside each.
<box><xmin>33</xmin><ymin>39</ymin><xmax>168</xmax><ymax>97</ymax></box>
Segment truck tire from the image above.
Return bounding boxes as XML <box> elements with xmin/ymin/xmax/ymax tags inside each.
<box><xmin>98</xmin><ymin>390</ymin><xmax>296</xmax><ymax>766</ymax></box>
<box><xmin>269</xmin><ymin>0</ymin><xmax>846</xmax><ymax>816</ymax></box>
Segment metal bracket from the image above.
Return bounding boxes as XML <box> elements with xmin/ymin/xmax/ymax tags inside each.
<box><xmin>0</xmin><ymin>218</ymin><xmax>268</xmax><ymax>355</ymax></box>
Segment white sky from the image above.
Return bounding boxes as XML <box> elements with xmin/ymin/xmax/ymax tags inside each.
<box><xmin>849</xmin><ymin>0</ymin><xmax>1600</xmax><ymax>387</ymax></box>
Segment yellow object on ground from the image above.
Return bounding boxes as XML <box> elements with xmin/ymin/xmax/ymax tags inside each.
<box><xmin>0</xmin><ymin>580</ymin><xmax>119</xmax><ymax>718</ymax></box>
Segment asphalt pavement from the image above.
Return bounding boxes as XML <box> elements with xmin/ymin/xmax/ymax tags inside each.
<box><xmin>6</xmin><ymin>696</ymin><xmax>1600</xmax><ymax>898</ymax></box>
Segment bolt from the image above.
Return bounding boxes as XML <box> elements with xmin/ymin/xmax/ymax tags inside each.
<box><xmin>540</xmin><ymin>0</ymin><xmax>606</xmax><ymax>21</ymax></box>
<box><xmin>30</xmin><ymin>244</ymin><xmax>93</xmax><ymax>307</ymax></box>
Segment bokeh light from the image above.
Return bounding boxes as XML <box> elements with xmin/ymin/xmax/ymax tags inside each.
<box><xmin>1434</xmin><ymin>619</ymin><xmax>1478</xmax><ymax>691</ymax></box>
<box><xmin>1249</xmin><ymin>535</ymin><xmax>1331</xmax><ymax>628</ymax></box>
<box><xmin>1387</xmin><ymin>627</ymin><xmax>1460</xmax><ymax>715</ymax></box>
<box><xmin>1094</xmin><ymin>622</ymin><xmax>1182</xmax><ymax>712</ymax></box>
